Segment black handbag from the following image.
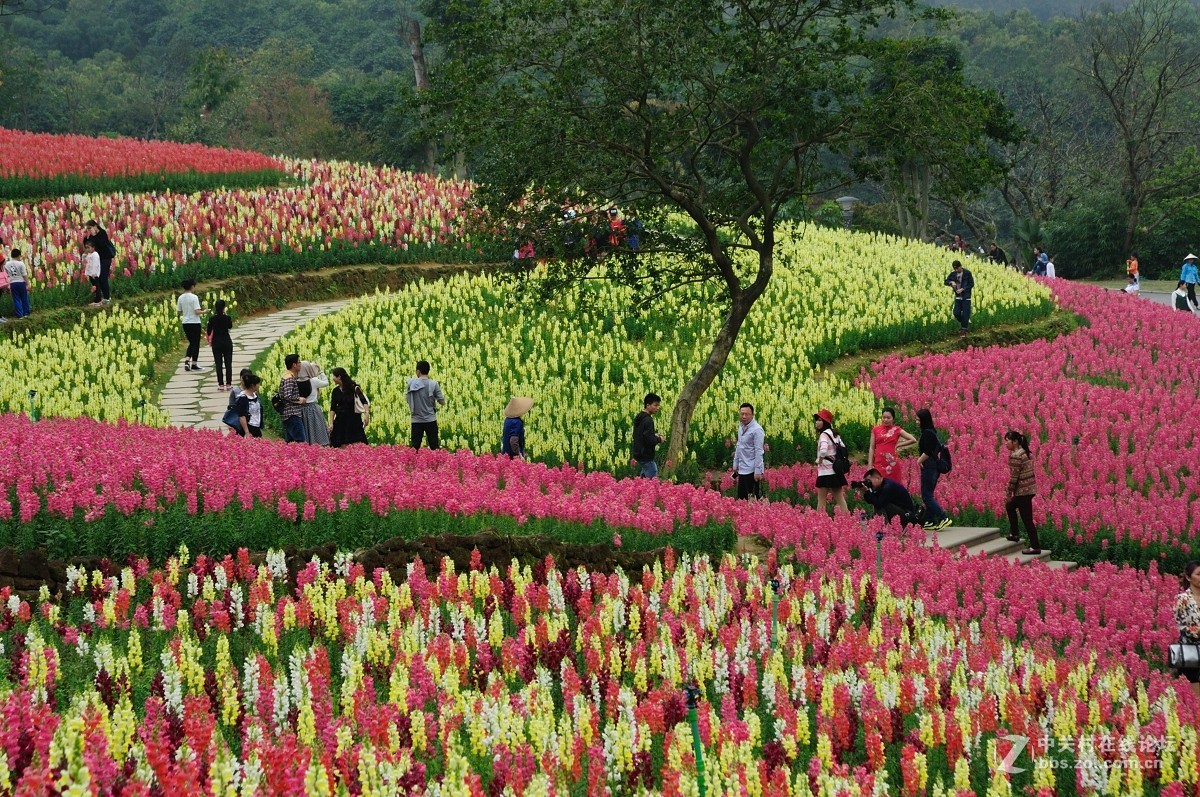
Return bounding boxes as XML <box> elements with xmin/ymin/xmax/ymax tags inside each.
<box><xmin>1168</xmin><ymin>640</ymin><xmax>1200</xmax><ymax>671</ymax></box>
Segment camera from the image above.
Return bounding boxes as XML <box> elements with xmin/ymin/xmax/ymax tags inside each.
<box><xmin>849</xmin><ymin>480</ymin><xmax>867</xmax><ymax>490</ymax></box>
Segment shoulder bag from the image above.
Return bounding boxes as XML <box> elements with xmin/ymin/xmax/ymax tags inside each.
<box><xmin>353</xmin><ymin>387</ymin><xmax>369</xmax><ymax>414</ymax></box>
<box><xmin>1169</xmin><ymin>639</ymin><xmax>1200</xmax><ymax>672</ymax></box>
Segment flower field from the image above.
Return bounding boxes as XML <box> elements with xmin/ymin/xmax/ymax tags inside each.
<box><xmin>857</xmin><ymin>279</ymin><xmax>1200</xmax><ymax>570</ymax></box>
<box><xmin>0</xmin><ymin>293</ymin><xmax>241</xmax><ymax>422</ymax></box>
<box><xmin>0</xmin><ymin>536</ymin><xmax>1190</xmax><ymax>795</ymax></box>
<box><xmin>0</xmin><ymin>158</ymin><xmax>475</xmax><ymax>309</ymax></box>
<box><xmin>260</xmin><ymin>226</ymin><xmax>1052</xmax><ymax>470</ymax></box>
<box><xmin>0</xmin><ymin>127</ymin><xmax>284</xmax><ymax>200</ymax></box>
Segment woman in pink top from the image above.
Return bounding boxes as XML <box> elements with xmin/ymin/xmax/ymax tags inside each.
<box><xmin>867</xmin><ymin>407</ymin><xmax>917</xmax><ymax>485</ymax></box>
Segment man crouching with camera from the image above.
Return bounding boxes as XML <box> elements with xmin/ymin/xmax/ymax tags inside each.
<box><xmin>851</xmin><ymin>468</ymin><xmax>920</xmax><ymax>526</ymax></box>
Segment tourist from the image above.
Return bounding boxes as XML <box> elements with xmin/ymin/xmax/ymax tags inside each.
<box><xmin>1031</xmin><ymin>247</ymin><xmax>1048</xmax><ymax>276</ymax></box>
<box><xmin>206</xmin><ymin>299</ymin><xmax>235</xmax><ymax>390</ymax></box>
<box><xmin>730</xmin><ymin>402</ymin><xmax>765</xmax><ymax>500</ymax></box>
<box><xmin>1181</xmin><ymin>254</ymin><xmax>1199</xmax><ymax>309</ymax></box>
<box><xmin>234</xmin><ymin>373</ymin><xmax>263</xmax><ymax>438</ymax></box>
<box><xmin>631</xmin><ymin>392</ymin><xmax>666</xmax><ymax>477</ymax></box>
<box><xmin>1123</xmin><ymin>275</ymin><xmax>1141</xmax><ymax>297</ymax></box>
<box><xmin>501</xmin><ymin>396</ymin><xmax>534</xmax><ymax>459</ymax></box>
<box><xmin>915</xmin><ymin>408</ymin><xmax>951</xmax><ymax>530</ymax></box>
<box><xmin>0</xmin><ymin>236</ymin><xmax>6</xmax><ymax>323</ymax></box>
<box><xmin>407</xmin><ymin>359</ymin><xmax>446</xmax><ymax>450</ymax></box>
<box><xmin>1044</xmin><ymin>254</ymin><xmax>1056</xmax><ymax>279</ymax></box>
<box><xmin>328</xmin><ymin>367</ymin><xmax>369</xmax><ymax>447</ymax></box>
<box><xmin>4</xmin><ymin>248</ymin><xmax>30</xmax><ymax>319</ymax></box>
<box><xmin>1175</xmin><ymin>281</ymin><xmax>1194</xmax><ymax>312</ymax></box>
<box><xmin>944</xmin><ymin>259</ymin><xmax>974</xmax><ymax>336</ymax></box>
<box><xmin>1126</xmin><ymin>253</ymin><xmax>1140</xmax><ymax>282</ymax></box>
<box><xmin>297</xmin><ymin>360</ymin><xmax>330</xmax><ymax>446</ymax></box>
<box><xmin>176</xmin><ymin>279</ymin><xmax>207</xmax><ymax>371</ymax></box>
<box><xmin>82</xmin><ymin>220</ymin><xmax>114</xmax><ymax>305</ymax></box>
<box><xmin>987</xmin><ymin>242</ymin><xmax>1009</xmax><ymax>268</ymax></box>
<box><xmin>278</xmin><ymin>353</ymin><xmax>307</xmax><ymax>443</ymax></box>
<box><xmin>83</xmin><ymin>241</ymin><xmax>101</xmax><ymax>306</ymax></box>
<box><xmin>813</xmin><ymin>408</ymin><xmax>847</xmax><ymax>513</ymax></box>
<box><xmin>853</xmin><ymin>468</ymin><xmax>917</xmax><ymax>525</ymax></box>
<box><xmin>867</xmin><ymin>406</ymin><xmax>917</xmax><ymax>487</ymax></box>
<box><xmin>1173</xmin><ymin>560</ymin><xmax>1200</xmax><ymax>698</ymax></box>
<box><xmin>225</xmin><ymin>368</ymin><xmax>253</xmax><ymax>422</ymax></box>
<box><xmin>1001</xmin><ymin>430</ymin><xmax>1042</xmax><ymax>556</ymax></box>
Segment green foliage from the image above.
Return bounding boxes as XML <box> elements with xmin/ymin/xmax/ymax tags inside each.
<box><xmin>11</xmin><ymin>239</ymin><xmax>484</xmax><ymax>315</ymax></box>
<box><xmin>1136</xmin><ymin>197</ymin><xmax>1200</xmax><ymax>278</ymax></box>
<box><xmin>1043</xmin><ymin>191</ymin><xmax>1126</xmax><ymax>278</ymax></box>
<box><xmin>0</xmin><ymin>169</ymin><xmax>285</xmax><ymax>201</ymax></box>
<box><xmin>0</xmin><ymin>500</ymin><xmax>734</xmax><ymax>563</ymax></box>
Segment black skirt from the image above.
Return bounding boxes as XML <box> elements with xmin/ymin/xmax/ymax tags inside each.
<box><xmin>816</xmin><ymin>473</ymin><xmax>847</xmax><ymax>489</ymax></box>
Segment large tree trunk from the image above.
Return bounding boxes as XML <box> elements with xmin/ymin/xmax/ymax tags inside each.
<box><xmin>663</xmin><ymin>257</ymin><xmax>768</xmax><ymax>469</ymax></box>
<box><xmin>402</xmin><ymin>18</ymin><xmax>438</xmax><ymax>174</ymax></box>
<box><xmin>894</xmin><ymin>157</ymin><xmax>930</xmax><ymax>240</ymax></box>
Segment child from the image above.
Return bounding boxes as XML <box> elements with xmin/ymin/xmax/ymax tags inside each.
<box><xmin>4</xmin><ymin>248</ymin><xmax>30</xmax><ymax>319</ymax></box>
<box><xmin>1123</xmin><ymin>274</ymin><xmax>1140</xmax><ymax>296</ymax></box>
<box><xmin>235</xmin><ymin>373</ymin><xmax>264</xmax><ymax>438</ymax></box>
<box><xmin>83</xmin><ymin>242</ymin><xmax>101</xmax><ymax>306</ymax></box>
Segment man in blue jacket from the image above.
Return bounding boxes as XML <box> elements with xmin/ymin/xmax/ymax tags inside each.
<box><xmin>944</xmin><ymin>259</ymin><xmax>974</xmax><ymax>336</ymax></box>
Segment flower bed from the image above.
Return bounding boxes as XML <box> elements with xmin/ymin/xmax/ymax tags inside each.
<box><xmin>0</xmin><ymin>158</ymin><xmax>476</xmax><ymax>309</ymax></box>
<box><xmin>865</xmin><ymin>279</ymin><xmax>1200</xmax><ymax>570</ymax></box>
<box><xmin>260</xmin><ymin>228</ymin><xmax>1052</xmax><ymax>470</ymax></box>
<box><xmin>0</xmin><ymin>127</ymin><xmax>284</xmax><ymax>199</ymax></box>
<box><xmin>0</xmin><ymin>414</ymin><xmax>1185</xmax><ymax>678</ymax></box>
<box><xmin>0</xmin><ymin>548</ymin><xmax>1190</xmax><ymax>795</ymax></box>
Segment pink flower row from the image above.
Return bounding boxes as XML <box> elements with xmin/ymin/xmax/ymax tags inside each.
<box><xmin>0</xmin><ymin>413</ymin><xmax>1187</xmax><ymax>679</ymax></box>
<box><xmin>856</xmin><ymin>279</ymin><xmax>1200</xmax><ymax>553</ymax></box>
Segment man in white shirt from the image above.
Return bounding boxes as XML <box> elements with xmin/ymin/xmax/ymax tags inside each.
<box><xmin>1124</xmin><ymin>275</ymin><xmax>1140</xmax><ymax>296</ymax></box>
<box><xmin>729</xmin><ymin>402</ymin><xmax>765</xmax><ymax>500</ymax></box>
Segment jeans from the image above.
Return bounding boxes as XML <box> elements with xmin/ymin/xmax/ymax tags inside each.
<box><xmin>97</xmin><ymin>259</ymin><xmax>111</xmax><ymax>301</ymax></box>
<box><xmin>638</xmin><ymin>460</ymin><xmax>658</xmax><ymax>478</ymax></box>
<box><xmin>411</xmin><ymin>421</ymin><xmax>440</xmax><ymax>450</ymax></box>
<box><xmin>9</xmin><ymin>282</ymin><xmax>29</xmax><ymax>318</ymax></box>
<box><xmin>952</xmin><ymin>298</ymin><xmax>971</xmax><ymax>331</ymax></box>
<box><xmin>183</xmin><ymin>323</ymin><xmax>202</xmax><ymax>363</ymax></box>
<box><xmin>920</xmin><ymin>465</ymin><xmax>946</xmax><ymax>522</ymax></box>
<box><xmin>211</xmin><ymin>340</ymin><xmax>233</xmax><ymax>386</ymax></box>
<box><xmin>1005</xmin><ymin>494</ymin><xmax>1041</xmax><ymax>549</ymax></box>
<box><xmin>282</xmin><ymin>415</ymin><xmax>307</xmax><ymax>443</ymax></box>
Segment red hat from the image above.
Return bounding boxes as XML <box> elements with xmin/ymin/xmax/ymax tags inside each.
<box><xmin>814</xmin><ymin>409</ymin><xmax>834</xmax><ymax>426</ymax></box>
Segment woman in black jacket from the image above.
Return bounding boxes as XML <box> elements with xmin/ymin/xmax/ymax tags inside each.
<box><xmin>206</xmin><ymin>299</ymin><xmax>235</xmax><ymax>390</ymax></box>
<box><xmin>916</xmin><ymin>408</ymin><xmax>951</xmax><ymax>530</ymax></box>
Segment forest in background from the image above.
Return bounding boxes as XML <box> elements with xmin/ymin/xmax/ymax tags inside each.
<box><xmin>2</xmin><ymin>0</ymin><xmax>1200</xmax><ymax>278</ymax></box>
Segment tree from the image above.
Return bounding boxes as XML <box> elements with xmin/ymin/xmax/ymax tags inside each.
<box><xmin>1077</xmin><ymin>0</ymin><xmax>1200</xmax><ymax>256</ymax></box>
<box><xmin>431</xmin><ymin>0</ymin><xmax>921</xmax><ymax>468</ymax></box>
<box><xmin>852</xmin><ymin>37</ymin><xmax>1018</xmax><ymax>241</ymax></box>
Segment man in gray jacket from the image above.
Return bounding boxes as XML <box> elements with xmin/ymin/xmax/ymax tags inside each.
<box><xmin>407</xmin><ymin>359</ymin><xmax>447</xmax><ymax>449</ymax></box>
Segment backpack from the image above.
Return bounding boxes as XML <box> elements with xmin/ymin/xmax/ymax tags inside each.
<box><xmin>269</xmin><ymin>391</ymin><xmax>284</xmax><ymax>413</ymax></box>
<box><xmin>824</xmin><ymin>429</ymin><xmax>851</xmax><ymax>476</ymax></box>
<box><xmin>105</xmin><ymin>240</ymin><xmax>116</xmax><ymax>260</ymax></box>
<box><xmin>936</xmin><ymin>441</ymin><xmax>953</xmax><ymax>474</ymax></box>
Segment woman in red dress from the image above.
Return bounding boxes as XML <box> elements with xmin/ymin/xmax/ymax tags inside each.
<box><xmin>867</xmin><ymin>407</ymin><xmax>917</xmax><ymax>484</ymax></box>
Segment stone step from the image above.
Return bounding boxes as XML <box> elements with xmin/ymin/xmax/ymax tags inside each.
<box><xmin>923</xmin><ymin>525</ymin><xmax>1078</xmax><ymax>571</ymax></box>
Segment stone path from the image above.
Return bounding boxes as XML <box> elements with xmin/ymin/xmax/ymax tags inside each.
<box><xmin>925</xmin><ymin>525</ymin><xmax>1078</xmax><ymax>571</ymax></box>
<box><xmin>159</xmin><ymin>299</ymin><xmax>353</xmax><ymax>430</ymax></box>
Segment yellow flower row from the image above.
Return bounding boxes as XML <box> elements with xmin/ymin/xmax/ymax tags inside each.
<box><xmin>263</xmin><ymin>226</ymin><xmax>1051</xmax><ymax>468</ymax></box>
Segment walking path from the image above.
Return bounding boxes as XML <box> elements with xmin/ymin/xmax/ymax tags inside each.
<box><xmin>158</xmin><ymin>299</ymin><xmax>352</xmax><ymax>430</ymax></box>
